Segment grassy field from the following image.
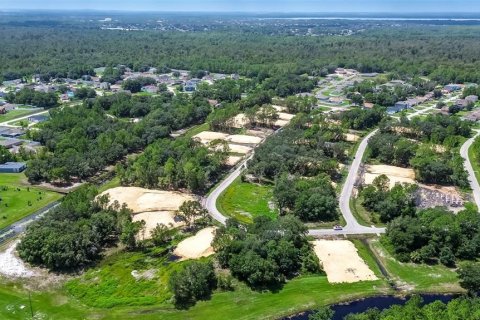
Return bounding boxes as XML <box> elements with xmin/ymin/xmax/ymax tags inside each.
<box><xmin>0</xmin><ymin>173</ymin><xmax>62</xmax><ymax>229</ymax></box>
<box><xmin>370</xmin><ymin>238</ymin><xmax>462</xmax><ymax>293</ymax></box>
<box><xmin>350</xmin><ymin>196</ymin><xmax>384</xmax><ymax>227</ymax></box>
<box><xmin>0</xmin><ymin>109</ymin><xmax>39</xmax><ymax>123</ymax></box>
<box><xmin>469</xmin><ymin>141</ymin><xmax>480</xmax><ymax>187</ymax></box>
<box><xmin>217</xmin><ymin>178</ymin><xmax>278</xmax><ymax>223</ymax></box>
<box><xmin>0</xmin><ymin>269</ymin><xmax>389</xmax><ymax>320</ymax></box>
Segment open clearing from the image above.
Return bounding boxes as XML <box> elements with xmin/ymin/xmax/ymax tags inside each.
<box><xmin>225</xmin><ymin>156</ymin><xmax>243</xmax><ymax>166</ymax></box>
<box><xmin>364</xmin><ymin>164</ymin><xmax>415</xmax><ymax>188</ymax></box>
<box><xmin>133</xmin><ymin>211</ymin><xmax>184</xmax><ymax>240</ymax></box>
<box><xmin>173</xmin><ymin>227</ymin><xmax>217</xmax><ymax>260</ymax></box>
<box><xmin>345</xmin><ymin>133</ymin><xmax>360</xmax><ymax>142</ymax></box>
<box><xmin>226</xmin><ymin>134</ymin><xmax>262</xmax><ymax>145</ymax></box>
<box><xmin>0</xmin><ymin>173</ymin><xmax>62</xmax><ymax>230</ymax></box>
<box><xmin>312</xmin><ymin>240</ymin><xmax>378</xmax><ymax>283</ymax></box>
<box><xmin>192</xmin><ymin>131</ymin><xmax>230</xmax><ymax>144</ymax></box>
<box><xmin>227</xmin><ymin>143</ymin><xmax>252</xmax><ymax>154</ymax></box>
<box><xmin>99</xmin><ymin>187</ymin><xmax>194</xmax><ymax>213</ymax></box>
<box><xmin>0</xmin><ymin>241</ymin><xmax>36</xmax><ymax>278</ymax></box>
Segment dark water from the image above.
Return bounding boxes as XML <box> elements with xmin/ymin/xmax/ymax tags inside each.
<box><xmin>284</xmin><ymin>294</ymin><xmax>457</xmax><ymax>320</ymax></box>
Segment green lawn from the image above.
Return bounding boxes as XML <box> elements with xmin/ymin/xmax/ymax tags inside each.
<box><xmin>0</xmin><ymin>173</ymin><xmax>62</xmax><ymax>229</ymax></box>
<box><xmin>0</xmin><ymin>109</ymin><xmax>39</xmax><ymax>123</ymax></box>
<box><xmin>371</xmin><ymin>239</ymin><xmax>462</xmax><ymax>293</ymax></box>
<box><xmin>469</xmin><ymin>140</ymin><xmax>480</xmax><ymax>187</ymax></box>
<box><xmin>184</xmin><ymin>122</ymin><xmax>210</xmax><ymax>139</ymax></box>
<box><xmin>0</xmin><ymin>269</ymin><xmax>389</xmax><ymax>320</ymax></box>
<box><xmin>217</xmin><ymin>178</ymin><xmax>278</xmax><ymax>223</ymax></box>
<box><xmin>350</xmin><ymin>196</ymin><xmax>384</xmax><ymax>227</ymax></box>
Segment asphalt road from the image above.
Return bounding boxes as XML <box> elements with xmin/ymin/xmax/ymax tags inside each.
<box><xmin>460</xmin><ymin>130</ymin><xmax>480</xmax><ymax>210</ymax></box>
<box><xmin>0</xmin><ymin>202</ymin><xmax>60</xmax><ymax>244</ymax></box>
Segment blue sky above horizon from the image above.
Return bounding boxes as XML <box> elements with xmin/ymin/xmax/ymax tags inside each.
<box><xmin>1</xmin><ymin>0</ymin><xmax>480</xmax><ymax>13</ymax></box>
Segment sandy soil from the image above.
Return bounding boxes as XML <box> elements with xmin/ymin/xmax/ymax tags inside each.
<box><xmin>364</xmin><ymin>165</ymin><xmax>415</xmax><ymax>189</ymax></box>
<box><xmin>173</xmin><ymin>227</ymin><xmax>217</xmax><ymax>260</ymax></box>
<box><xmin>245</xmin><ymin>129</ymin><xmax>274</xmax><ymax>138</ymax></box>
<box><xmin>225</xmin><ymin>156</ymin><xmax>243</xmax><ymax>166</ymax></box>
<box><xmin>312</xmin><ymin>240</ymin><xmax>378</xmax><ymax>283</ymax></box>
<box><xmin>0</xmin><ymin>241</ymin><xmax>36</xmax><ymax>278</ymax></box>
<box><xmin>272</xmin><ymin>105</ymin><xmax>287</xmax><ymax>112</ymax></box>
<box><xmin>345</xmin><ymin>133</ymin><xmax>360</xmax><ymax>142</ymax></box>
<box><xmin>99</xmin><ymin>187</ymin><xmax>194</xmax><ymax>213</ymax></box>
<box><xmin>273</xmin><ymin>119</ymin><xmax>290</xmax><ymax>127</ymax></box>
<box><xmin>278</xmin><ymin>112</ymin><xmax>295</xmax><ymax>121</ymax></box>
<box><xmin>193</xmin><ymin>131</ymin><xmax>229</xmax><ymax>144</ymax></box>
<box><xmin>228</xmin><ymin>144</ymin><xmax>253</xmax><ymax>154</ymax></box>
<box><xmin>133</xmin><ymin>211</ymin><xmax>184</xmax><ymax>240</ymax></box>
<box><xmin>230</xmin><ymin>113</ymin><xmax>250</xmax><ymax>129</ymax></box>
<box><xmin>226</xmin><ymin>135</ymin><xmax>262</xmax><ymax>145</ymax></box>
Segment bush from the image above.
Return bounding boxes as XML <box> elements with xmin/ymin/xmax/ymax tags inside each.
<box><xmin>169</xmin><ymin>261</ymin><xmax>217</xmax><ymax>308</ymax></box>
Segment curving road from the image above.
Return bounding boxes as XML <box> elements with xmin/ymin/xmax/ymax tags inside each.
<box><xmin>460</xmin><ymin>130</ymin><xmax>480</xmax><ymax>210</ymax></box>
<box><xmin>204</xmin><ymin>99</ymin><xmax>455</xmax><ymax>236</ymax></box>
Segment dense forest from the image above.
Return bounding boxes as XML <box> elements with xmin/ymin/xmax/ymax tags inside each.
<box><xmin>373</xmin><ymin>114</ymin><xmax>472</xmax><ymax>188</ymax></box>
<box><xmin>25</xmin><ymin>92</ymin><xmax>211</xmax><ymax>183</ymax></box>
<box><xmin>3</xmin><ymin>20</ymin><xmax>480</xmax><ymax>83</ymax></box>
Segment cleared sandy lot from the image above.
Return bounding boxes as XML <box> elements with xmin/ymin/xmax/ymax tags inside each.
<box><xmin>99</xmin><ymin>187</ymin><xmax>194</xmax><ymax>213</ymax></box>
<box><xmin>0</xmin><ymin>241</ymin><xmax>36</xmax><ymax>278</ymax></box>
<box><xmin>193</xmin><ymin>131</ymin><xmax>229</xmax><ymax>144</ymax></box>
<box><xmin>345</xmin><ymin>133</ymin><xmax>360</xmax><ymax>142</ymax></box>
<box><xmin>174</xmin><ymin>227</ymin><xmax>217</xmax><ymax>260</ymax></box>
<box><xmin>272</xmin><ymin>105</ymin><xmax>287</xmax><ymax>112</ymax></box>
<box><xmin>231</xmin><ymin>113</ymin><xmax>250</xmax><ymax>128</ymax></box>
<box><xmin>226</xmin><ymin>134</ymin><xmax>262</xmax><ymax>145</ymax></box>
<box><xmin>312</xmin><ymin>240</ymin><xmax>378</xmax><ymax>283</ymax></box>
<box><xmin>278</xmin><ymin>112</ymin><xmax>295</xmax><ymax>121</ymax></box>
<box><xmin>228</xmin><ymin>144</ymin><xmax>253</xmax><ymax>154</ymax></box>
<box><xmin>274</xmin><ymin>119</ymin><xmax>290</xmax><ymax>127</ymax></box>
<box><xmin>364</xmin><ymin>165</ymin><xmax>415</xmax><ymax>189</ymax></box>
<box><xmin>133</xmin><ymin>211</ymin><xmax>184</xmax><ymax>240</ymax></box>
<box><xmin>225</xmin><ymin>155</ymin><xmax>243</xmax><ymax>166</ymax></box>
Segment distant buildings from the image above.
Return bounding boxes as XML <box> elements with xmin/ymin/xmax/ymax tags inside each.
<box><xmin>443</xmin><ymin>84</ymin><xmax>462</xmax><ymax>93</ymax></box>
<box><xmin>0</xmin><ymin>162</ymin><xmax>26</xmax><ymax>173</ymax></box>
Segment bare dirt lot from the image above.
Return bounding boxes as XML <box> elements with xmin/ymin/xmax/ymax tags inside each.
<box><xmin>0</xmin><ymin>241</ymin><xmax>36</xmax><ymax>278</ymax></box>
<box><xmin>99</xmin><ymin>187</ymin><xmax>194</xmax><ymax>213</ymax></box>
<box><xmin>225</xmin><ymin>156</ymin><xmax>243</xmax><ymax>166</ymax></box>
<box><xmin>192</xmin><ymin>131</ymin><xmax>229</xmax><ymax>144</ymax></box>
<box><xmin>226</xmin><ymin>134</ymin><xmax>262</xmax><ymax>145</ymax></box>
<box><xmin>345</xmin><ymin>133</ymin><xmax>360</xmax><ymax>142</ymax></box>
<box><xmin>278</xmin><ymin>112</ymin><xmax>295</xmax><ymax>121</ymax></box>
<box><xmin>231</xmin><ymin>113</ymin><xmax>250</xmax><ymax>129</ymax></box>
<box><xmin>173</xmin><ymin>227</ymin><xmax>217</xmax><ymax>260</ymax></box>
<box><xmin>133</xmin><ymin>211</ymin><xmax>184</xmax><ymax>240</ymax></box>
<box><xmin>312</xmin><ymin>240</ymin><xmax>378</xmax><ymax>283</ymax></box>
<box><xmin>364</xmin><ymin>165</ymin><xmax>415</xmax><ymax>189</ymax></box>
<box><xmin>228</xmin><ymin>144</ymin><xmax>253</xmax><ymax>154</ymax></box>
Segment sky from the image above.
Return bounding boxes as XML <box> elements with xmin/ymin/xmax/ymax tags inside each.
<box><xmin>1</xmin><ymin>0</ymin><xmax>480</xmax><ymax>13</ymax></box>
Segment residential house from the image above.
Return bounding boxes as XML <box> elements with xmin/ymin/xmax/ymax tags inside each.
<box><xmin>465</xmin><ymin>95</ymin><xmax>479</xmax><ymax>104</ymax></box>
<box><xmin>184</xmin><ymin>81</ymin><xmax>197</xmax><ymax>92</ymax></box>
<box><xmin>464</xmin><ymin>109</ymin><xmax>480</xmax><ymax>122</ymax></box>
<box><xmin>141</xmin><ymin>85</ymin><xmax>158</xmax><ymax>94</ymax></box>
<box><xmin>0</xmin><ymin>138</ymin><xmax>23</xmax><ymax>149</ymax></box>
<box><xmin>443</xmin><ymin>84</ymin><xmax>462</xmax><ymax>93</ymax></box>
<box><xmin>28</xmin><ymin>115</ymin><xmax>49</xmax><ymax>124</ymax></box>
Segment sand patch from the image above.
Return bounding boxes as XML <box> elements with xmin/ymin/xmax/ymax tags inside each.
<box><xmin>228</xmin><ymin>144</ymin><xmax>253</xmax><ymax>154</ymax></box>
<box><xmin>133</xmin><ymin>211</ymin><xmax>184</xmax><ymax>240</ymax></box>
<box><xmin>193</xmin><ymin>131</ymin><xmax>229</xmax><ymax>144</ymax></box>
<box><xmin>245</xmin><ymin>129</ymin><xmax>273</xmax><ymax>138</ymax></box>
<box><xmin>364</xmin><ymin>165</ymin><xmax>415</xmax><ymax>189</ymax></box>
<box><xmin>225</xmin><ymin>156</ymin><xmax>243</xmax><ymax>166</ymax></box>
<box><xmin>231</xmin><ymin>113</ymin><xmax>250</xmax><ymax>129</ymax></box>
<box><xmin>278</xmin><ymin>112</ymin><xmax>295</xmax><ymax>121</ymax></box>
<box><xmin>312</xmin><ymin>240</ymin><xmax>378</xmax><ymax>283</ymax></box>
<box><xmin>226</xmin><ymin>134</ymin><xmax>262</xmax><ymax>145</ymax></box>
<box><xmin>272</xmin><ymin>105</ymin><xmax>287</xmax><ymax>112</ymax></box>
<box><xmin>345</xmin><ymin>133</ymin><xmax>360</xmax><ymax>142</ymax></box>
<box><xmin>99</xmin><ymin>187</ymin><xmax>194</xmax><ymax>213</ymax></box>
<box><xmin>273</xmin><ymin>119</ymin><xmax>290</xmax><ymax>127</ymax></box>
<box><xmin>0</xmin><ymin>241</ymin><xmax>36</xmax><ymax>278</ymax></box>
<box><xmin>174</xmin><ymin>227</ymin><xmax>217</xmax><ymax>260</ymax></box>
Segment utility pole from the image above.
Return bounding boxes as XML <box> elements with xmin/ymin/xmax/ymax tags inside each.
<box><xmin>28</xmin><ymin>291</ymin><xmax>34</xmax><ymax>319</ymax></box>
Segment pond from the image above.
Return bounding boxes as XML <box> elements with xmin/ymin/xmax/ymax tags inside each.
<box><xmin>284</xmin><ymin>294</ymin><xmax>457</xmax><ymax>320</ymax></box>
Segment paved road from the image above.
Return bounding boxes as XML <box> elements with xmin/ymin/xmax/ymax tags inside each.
<box><xmin>0</xmin><ymin>202</ymin><xmax>60</xmax><ymax>244</ymax></box>
<box><xmin>460</xmin><ymin>130</ymin><xmax>480</xmax><ymax>210</ymax></box>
